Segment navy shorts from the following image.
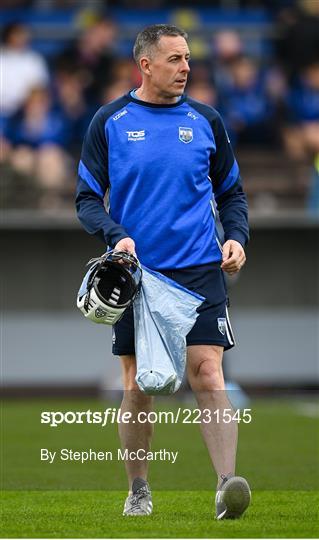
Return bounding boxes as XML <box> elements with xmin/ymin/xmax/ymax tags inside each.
<box><xmin>112</xmin><ymin>262</ymin><xmax>235</xmax><ymax>356</ymax></box>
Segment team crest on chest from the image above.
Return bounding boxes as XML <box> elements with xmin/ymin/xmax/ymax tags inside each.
<box><xmin>179</xmin><ymin>126</ymin><xmax>193</xmax><ymax>144</ymax></box>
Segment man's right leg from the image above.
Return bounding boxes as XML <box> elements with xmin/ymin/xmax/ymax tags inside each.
<box><xmin>119</xmin><ymin>355</ymin><xmax>154</xmax><ymax>515</ymax></box>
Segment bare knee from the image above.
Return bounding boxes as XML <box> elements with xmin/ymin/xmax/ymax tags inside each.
<box><xmin>196</xmin><ymin>358</ymin><xmax>224</xmax><ymax>390</ymax></box>
<box><xmin>187</xmin><ymin>346</ymin><xmax>225</xmax><ymax>391</ymax></box>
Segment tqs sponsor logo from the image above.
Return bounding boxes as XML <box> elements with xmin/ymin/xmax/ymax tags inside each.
<box><xmin>126</xmin><ymin>130</ymin><xmax>145</xmax><ymax>141</ymax></box>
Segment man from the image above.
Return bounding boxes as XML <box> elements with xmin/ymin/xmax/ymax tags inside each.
<box><xmin>76</xmin><ymin>24</ymin><xmax>251</xmax><ymax>519</ymax></box>
<box><xmin>1</xmin><ymin>22</ymin><xmax>49</xmax><ymax>116</ymax></box>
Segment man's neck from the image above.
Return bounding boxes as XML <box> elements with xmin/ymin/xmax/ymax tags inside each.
<box><xmin>134</xmin><ymin>86</ymin><xmax>180</xmax><ymax>105</ymax></box>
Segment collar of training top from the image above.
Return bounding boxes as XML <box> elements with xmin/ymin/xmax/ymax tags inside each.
<box><xmin>126</xmin><ymin>91</ymin><xmax>187</xmax><ymax>109</ymax></box>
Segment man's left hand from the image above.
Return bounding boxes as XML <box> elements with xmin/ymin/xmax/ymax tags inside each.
<box><xmin>221</xmin><ymin>239</ymin><xmax>246</xmax><ymax>275</ymax></box>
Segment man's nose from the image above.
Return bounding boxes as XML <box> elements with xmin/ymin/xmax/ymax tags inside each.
<box><xmin>181</xmin><ymin>60</ymin><xmax>190</xmax><ymax>73</ymax></box>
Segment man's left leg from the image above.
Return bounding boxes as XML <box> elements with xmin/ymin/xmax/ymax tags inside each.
<box><xmin>187</xmin><ymin>344</ymin><xmax>251</xmax><ymax>519</ymax></box>
<box><xmin>187</xmin><ymin>345</ymin><xmax>237</xmax><ymax>478</ymax></box>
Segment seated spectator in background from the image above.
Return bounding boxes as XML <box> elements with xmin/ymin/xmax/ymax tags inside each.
<box><xmin>53</xmin><ymin>16</ymin><xmax>119</xmax><ymax>107</ymax></box>
<box><xmin>214</xmin><ymin>30</ymin><xmax>242</xmax><ymax>61</ymax></box>
<box><xmin>212</xmin><ymin>29</ymin><xmax>243</xmax><ymax>90</ymax></box>
<box><xmin>283</xmin><ymin>62</ymin><xmax>319</xmax><ymax>160</ymax></box>
<box><xmin>5</xmin><ymin>86</ymin><xmax>71</xmax><ymax>148</ymax></box>
<box><xmin>218</xmin><ymin>55</ymin><xmax>275</xmax><ymax>146</ymax></box>
<box><xmin>53</xmin><ymin>68</ymin><xmax>96</xmax><ymax>156</ymax></box>
<box><xmin>276</xmin><ymin>0</ymin><xmax>319</xmax><ymax>82</ymax></box>
<box><xmin>0</xmin><ymin>22</ymin><xmax>49</xmax><ymax>118</ymax></box>
<box><xmin>3</xmin><ymin>87</ymin><xmax>72</xmax><ymax>207</ymax></box>
<box><xmin>282</xmin><ymin>62</ymin><xmax>319</xmax><ymax>213</ymax></box>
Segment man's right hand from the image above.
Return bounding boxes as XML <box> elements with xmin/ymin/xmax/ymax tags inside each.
<box><xmin>114</xmin><ymin>237</ymin><xmax>136</xmax><ymax>256</ymax></box>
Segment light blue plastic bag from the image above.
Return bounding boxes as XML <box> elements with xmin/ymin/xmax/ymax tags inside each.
<box><xmin>134</xmin><ymin>267</ymin><xmax>205</xmax><ymax>395</ymax></box>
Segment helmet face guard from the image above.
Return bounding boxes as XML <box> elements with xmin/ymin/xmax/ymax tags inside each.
<box><xmin>77</xmin><ymin>250</ymin><xmax>142</xmax><ymax>325</ymax></box>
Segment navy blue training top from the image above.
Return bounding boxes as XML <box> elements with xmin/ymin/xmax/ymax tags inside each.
<box><xmin>76</xmin><ymin>92</ymin><xmax>249</xmax><ymax>270</ymax></box>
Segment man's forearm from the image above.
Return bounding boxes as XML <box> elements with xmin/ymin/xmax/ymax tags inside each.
<box><xmin>76</xmin><ymin>185</ymin><xmax>128</xmax><ymax>247</ymax></box>
<box><xmin>216</xmin><ymin>182</ymin><xmax>249</xmax><ymax>247</ymax></box>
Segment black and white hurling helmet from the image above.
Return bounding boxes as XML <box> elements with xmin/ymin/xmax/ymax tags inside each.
<box><xmin>77</xmin><ymin>250</ymin><xmax>142</xmax><ymax>325</ymax></box>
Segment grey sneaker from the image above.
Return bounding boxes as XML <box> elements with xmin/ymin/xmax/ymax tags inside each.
<box><xmin>123</xmin><ymin>477</ymin><xmax>153</xmax><ymax>516</ymax></box>
<box><xmin>215</xmin><ymin>475</ymin><xmax>251</xmax><ymax>520</ymax></box>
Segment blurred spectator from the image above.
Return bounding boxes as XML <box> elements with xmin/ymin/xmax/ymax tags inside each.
<box><xmin>218</xmin><ymin>55</ymin><xmax>276</xmax><ymax>146</ymax></box>
<box><xmin>276</xmin><ymin>0</ymin><xmax>319</xmax><ymax>81</ymax></box>
<box><xmin>53</xmin><ymin>16</ymin><xmax>119</xmax><ymax>106</ymax></box>
<box><xmin>53</xmin><ymin>68</ymin><xmax>95</xmax><ymax>155</ymax></box>
<box><xmin>212</xmin><ymin>30</ymin><xmax>243</xmax><ymax>91</ymax></box>
<box><xmin>213</xmin><ymin>30</ymin><xmax>287</xmax><ymax>145</ymax></box>
<box><xmin>2</xmin><ymin>87</ymin><xmax>72</xmax><ymax>207</ymax></box>
<box><xmin>213</xmin><ymin>30</ymin><xmax>243</xmax><ymax>66</ymax></box>
<box><xmin>0</xmin><ymin>22</ymin><xmax>49</xmax><ymax>117</ymax></box>
<box><xmin>5</xmin><ymin>87</ymin><xmax>71</xmax><ymax>148</ymax></box>
<box><xmin>282</xmin><ymin>62</ymin><xmax>319</xmax><ymax>213</ymax></box>
<box><xmin>283</xmin><ymin>63</ymin><xmax>319</xmax><ymax>160</ymax></box>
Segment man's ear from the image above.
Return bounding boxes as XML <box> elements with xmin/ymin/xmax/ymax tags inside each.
<box><xmin>139</xmin><ymin>56</ymin><xmax>152</xmax><ymax>76</ymax></box>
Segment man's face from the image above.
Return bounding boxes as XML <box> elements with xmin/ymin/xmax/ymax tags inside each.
<box><xmin>145</xmin><ymin>36</ymin><xmax>191</xmax><ymax>98</ymax></box>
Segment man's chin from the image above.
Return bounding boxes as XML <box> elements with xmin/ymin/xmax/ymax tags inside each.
<box><xmin>167</xmin><ymin>88</ymin><xmax>185</xmax><ymax>98</ymax></box>
<box><xmin>159</xmin><ymin>86</ymin><xmax>185</xmax><ymax>102</ymax></box>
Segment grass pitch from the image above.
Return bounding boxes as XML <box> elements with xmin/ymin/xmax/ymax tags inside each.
<box><xmin>1</xmin><ymin>490</ymin><xmax>318</xmax><ymax>538</ymax></box>
<box><xmin>1</xmin><ymin>397</ymin><xmax>318</xmax><ymax>538</ymax></box>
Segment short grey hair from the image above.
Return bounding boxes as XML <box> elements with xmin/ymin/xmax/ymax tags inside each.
<box><xmin>133</xmin><ymin>24</ymin><xmax>188</xmax><ymax>67</ymax></box>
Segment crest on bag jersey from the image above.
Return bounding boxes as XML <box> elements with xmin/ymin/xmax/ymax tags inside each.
<box><xmin>95</xmin><ymin>307</ymin><xmax>107</xmax><ymax>318</ymax></box>
<box><xmin>179</xmin><ymin>126</ymin><xmax>193</xmax><ymax>144</ymax></box>
<box><xmin>217</xmin><ymin>318</ymin><xmax>226</xmax><ymax>335</ymax></box>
